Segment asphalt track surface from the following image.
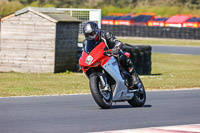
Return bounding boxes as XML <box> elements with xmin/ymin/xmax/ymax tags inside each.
<box><xmin>0</xmin><ymin>89</ymin><xmax>200</xmax><ymax>133</ymax></box>
<box><xmin>151</xmin><ymin>45</ymin><xmax>200</xmax><ymax>55</ymax></box>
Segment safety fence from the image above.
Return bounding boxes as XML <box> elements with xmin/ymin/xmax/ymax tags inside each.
<box><xmin>57</xmin><ymin>8</ymin><xmax>101</xmax><ymax>33</ymax></box>
<box><xmin>77</xmin><ymin>43</ymin><xmax>152</xmax><ymax>75</ymax></box>
<box><xmin>102</xmin><ymin>24</ymin><xmax>200</xmax><ymax>40</ymax></box>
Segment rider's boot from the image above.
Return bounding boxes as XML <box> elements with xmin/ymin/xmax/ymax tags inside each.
<box><xmin>126</xmin><ymin>58</ymin><xmax>139</xmax><ymax>89</ymax></box>
<box><xmin>119</xmin><ymin>52</ymin><xmax>139</xmax><ymax>89</ymax></box>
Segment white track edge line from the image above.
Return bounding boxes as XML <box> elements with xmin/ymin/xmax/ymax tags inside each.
<box><xmin>0</xmin><ymin>88</ymin><xmax>200</xmax><ymax>99</ymax></box>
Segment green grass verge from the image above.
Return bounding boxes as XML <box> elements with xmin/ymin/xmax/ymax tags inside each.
<box><xmin>0</xmin><ymin>53</ymin><xmax>200</xmax><ymax>97</ymax></box>
<box><xmin>142</xmin><ymin>53</ymin><xmax>200</xmax><ymax>90</ymax></box>
<box><xmin>0</xmin><ymin>72</ymin><xmax>89</xmax><ymax>97</ymax></box>
<box><xmin>119</xmin><ymin>37</ymin><xmax>200</xmax><ymax>47</ymax></box>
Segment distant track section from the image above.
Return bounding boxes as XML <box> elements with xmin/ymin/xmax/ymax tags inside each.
<box><xmin>150</xmin><ymin>45</ymin><xmax>200</xmax><ymax>55</ymax></box>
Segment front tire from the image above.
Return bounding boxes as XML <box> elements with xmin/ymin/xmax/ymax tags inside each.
<box><xmin>89</xmin><ymin>74</ymin><xmax>112</xmax><ymax>109</ymax></box>
<box><xmin>128</xmin><ymin>77</ymin><xmax>146</xmax><ymax>107</ymax></box>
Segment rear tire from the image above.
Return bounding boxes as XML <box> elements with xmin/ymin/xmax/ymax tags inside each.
<box><xmin>89</xmin><ymin>74</ymin><xmax>112</xmax><ymax>109</ymax></box>
<box><xmin>128</xmin><ymin>77</ymin><xmax>146</xmax><ymax>107</ymax></box>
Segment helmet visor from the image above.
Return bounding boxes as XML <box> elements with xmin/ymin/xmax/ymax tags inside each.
<box><xmin>85</xmin><ymin>31</ymin><xmax>97</xmax><ymax>40</ymax></box>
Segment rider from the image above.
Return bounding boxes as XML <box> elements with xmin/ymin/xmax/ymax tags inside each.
<box><xmin>83</xmin><ymin>21</ymin><xmax>139</xmax><ymax>89</ymax></box>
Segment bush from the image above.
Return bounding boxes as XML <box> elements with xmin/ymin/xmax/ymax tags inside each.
<box><xmin>101</xmin><ymin>5</ymin><xmax>133</xmax><ymax>17</ymax></box>
<box><xmin>0</xmin><ymin>0</ymin><xmax>23</xmax><ymax>17</ymax></box>
<box><xmin>132</xmin><ymin>5</ymin><xmax>200</xmax><ymax>17</ymax></box>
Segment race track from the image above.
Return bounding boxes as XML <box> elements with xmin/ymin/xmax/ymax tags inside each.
<box><xmin>151</xmin><ymin>45</ymin><xmax>200</xmax><ymax>55</ymax></box>
<box><xmin>0</xmin><ymin>89</ymin><xmax>200</xmax><ymax>133</ymax></box>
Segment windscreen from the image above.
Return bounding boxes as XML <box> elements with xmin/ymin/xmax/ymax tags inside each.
<box><xmin>84</xmin><ymin>40</ymin><xmax>101</xmax><ymax>54</ymax></box>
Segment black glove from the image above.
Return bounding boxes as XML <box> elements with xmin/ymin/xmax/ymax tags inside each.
<box><xmin>115</xmin><ymin>41</ymin><xmax>123</xmax><ymax>49</ymax></box>
<box><xmin>111</xmin><ymin>48</ymin><xmax>119</xmax><ymax>55</ymax></box>
<box><xmin>103</xmin><ymin>51</ymin><xmax>111</xmax><ymax>56</ymax></box>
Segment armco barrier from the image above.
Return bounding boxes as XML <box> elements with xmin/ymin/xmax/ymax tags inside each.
<box><xmin>77</xmin><ymin>43</ymin><xmax>152</xmax><ymax>75</ymax></box>
<box><xmin>102</xmin><ymin>24</ymin><xmax>200</xmax><ymax>39</ymax></box>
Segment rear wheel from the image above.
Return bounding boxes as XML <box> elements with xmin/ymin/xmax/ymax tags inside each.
<box><xmin>128</xmin><ymin>77</ymin><xmax>146</xmax><ymax>107</ymax></box>
<box><xmin>89</xmin><ymin>74</ymin><xmax>112</xmax><ymax>109</ymax></box>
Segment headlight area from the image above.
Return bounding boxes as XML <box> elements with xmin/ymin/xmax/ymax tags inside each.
<box><xmin>85</xmin><ymin>55</ymin><xmax>93</xmax><ymax>65</ymax></box>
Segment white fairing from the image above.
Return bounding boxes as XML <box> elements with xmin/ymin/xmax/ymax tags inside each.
<box><xmin>102</xmin><ymin>57</ymin><xmax>134</xmax><ymax>101</ymax></box>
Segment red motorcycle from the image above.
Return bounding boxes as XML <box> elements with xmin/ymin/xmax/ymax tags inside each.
<box><xmin>79</xmin><ymin>40</ymin><xmax>146</xmax><ymax>109</ymax></box>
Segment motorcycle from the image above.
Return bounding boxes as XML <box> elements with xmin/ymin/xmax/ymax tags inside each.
<box><xmin>79</xmin><ymin>39</ymin><xmax>146</xmax><ymax>109</ymax></box>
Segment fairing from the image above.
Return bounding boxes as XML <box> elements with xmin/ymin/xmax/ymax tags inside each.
<box><xmin>79</xmin><ymin>42</ymin><xmax>110</xmax><ymax>72</ymax></box>
<box><xmin>102</xmin><ymin>57</ymin><xmax>134</xmax><ymax>101</ymax></box>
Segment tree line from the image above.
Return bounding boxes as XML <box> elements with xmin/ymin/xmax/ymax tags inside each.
<box><xmin>0</xmin><ymin>0</ymin><xmax>199</xmax><ymax>17</ymax></box>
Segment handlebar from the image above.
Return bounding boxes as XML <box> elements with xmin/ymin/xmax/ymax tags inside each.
<box><xmin>103</xmin><ymin>50</ymin><xmax>112</xmax><ymax>56</ymax></box>
<box><xmin>103</xmin><ymin>49</ymin><xmax>119</xmax><ymax>56</ymax></box>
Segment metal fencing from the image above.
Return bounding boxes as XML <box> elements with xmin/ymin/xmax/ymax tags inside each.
<box><xmin>57</xmin><ymin>8</ymin><xmax>101</xmax><ymax>33</ymax></box>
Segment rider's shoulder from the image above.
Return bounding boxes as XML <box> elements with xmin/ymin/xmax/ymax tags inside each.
<box><xmin>101</xmin><ymin>30</ymin><xmax>114</xmax><ymax>38</ymax></box>
<box><xmin>101</xmin><ymin>30</ymin><xmax>112</xmax><ymax>35</ymax></box>
<box><xmin>102</xmin><ymin>30</ymin><xmax>115</xmax><ymax>40</ymax></box>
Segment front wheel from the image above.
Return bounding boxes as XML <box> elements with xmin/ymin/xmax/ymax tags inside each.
<box><xmin>89</xmin><ymin>74</ymin><xmax>112</xmax><ymax>109</ymax></box>
<box><xmin>128</xmin><ymin>77</ymin><xmax>146</xmax><ymax>107</ymax></box>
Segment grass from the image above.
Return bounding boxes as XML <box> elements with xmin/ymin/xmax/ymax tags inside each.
<box><xmin>0</xmin><ymin>53</ymin><xmax>200</xmax><ymax>97</ymax></box>
<box><xmin>142</xmin><ymin>53</ymin><xmax>200</xmax><ymax>90</ymax></box>
<box><xmin>0</xmin><ymin>72</ymin><xmax>89</xmax><ymax>97</ymax></box>
<box><xmin>118</xmin><ymin>37</ymin><xmax>200</xmax><ymax>47</ymax></box>
<box><xmin>79</xmin><ymin>35</ymin><xmax>200</xmax><ymax>47</ymax></box>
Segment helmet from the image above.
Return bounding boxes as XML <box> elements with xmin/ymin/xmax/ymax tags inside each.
<box><xmin>83</xmin><ymin>22</ymin><xmax>99</xmax><ymax>41</ymax></box>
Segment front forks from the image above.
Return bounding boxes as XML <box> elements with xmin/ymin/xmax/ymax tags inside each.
<box><xmin>99</xmin><ymin>72</ymin><xmax>111</xmax><ymax>91</ymax></box>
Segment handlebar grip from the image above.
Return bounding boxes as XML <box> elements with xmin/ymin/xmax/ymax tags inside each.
<box><xmin>107</xmin><ymin>51</ymin><xmax>112</xmax><ymax>54</ymax></box>
<box><xmin>103</xmin><ymin>51</ymin><xmax>112</xmax><ymax>56</ymax></box>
